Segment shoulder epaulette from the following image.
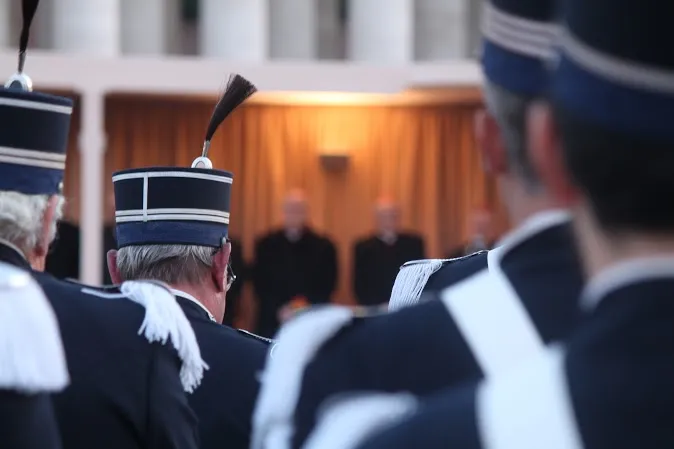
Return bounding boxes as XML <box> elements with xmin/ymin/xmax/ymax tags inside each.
<box><xmin>237</xmin><ymin>328</ymin><xmax>274</xmax><ymax>345</ymax></box>
<box><xmin>400</xmin><ymin>251</ymin><xmax>488</xmax><ymax>270</ymax></box>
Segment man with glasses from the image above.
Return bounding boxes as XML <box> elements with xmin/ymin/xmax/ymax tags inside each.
<box><xmin>106</xmin><ymin>74</ymin><xmax>271</xmax><ymax>449</ymax></box>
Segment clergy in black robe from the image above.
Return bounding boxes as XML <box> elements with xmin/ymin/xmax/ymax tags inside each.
<box><xmin>223</xmin><ymin>237</ymin><xmax>247</xmax><ymax>327</ymax></box>
<box><xmin>45</xmin><ymin>221</ymin><xmax>117</xmax><ymax>285</ymax></box>
<box><xmin>352</xmin><ymin>199</ymin><xmax>425</xmax><ymax>306</ymax></box>
<box><xmin>253</xmin><ymin>190</ymin><xmax>338</xmax><ymax>338</ymax></box>
<box><xmin>45</xmin><ymin>221</ymin><xmax>80</xmax><ymax>280</ymax></box>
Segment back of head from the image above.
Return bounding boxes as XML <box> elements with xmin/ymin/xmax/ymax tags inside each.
<box><xmin>551</xmin><ymin>0</ymin><xmax>674</xmax><ymax>233</ymax></box>
<box><xmin>283</xmin><ymin>188</ymin><xmax>308</xmax><ymax>231</ymax></box>
<box><xmin>374</xmin><ymin>197</ymin><xmax>400</xmax><ymax>235</ymax></box>
<box><xmin>480</xmin><ymin>0</ymin><xmax>560</xmax><ymax>191</ymax></box>
<box><xmin>0</xmin><ymin>1</ymin><xmax>72</xmax><ymax>263</ymax></box>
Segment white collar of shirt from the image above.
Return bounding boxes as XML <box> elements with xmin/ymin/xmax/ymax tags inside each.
<box><xmin>171</xmin><ymin>288</ymin><xmax>216</xmax><ymax>322</ymax></box>
<box><xmin>0</xmin><ymin>238</ymin><xmax>28</xmax><ymax>262</ymax></box>
<box><xmin>581</xmin><ymin>256</ymin><xmax>674</xmax><ymax>311</ymax></box>
<box><xmin>493</xmin><ymin>209</ymin><xmax>571</xmax><ymax>258</ymax></box>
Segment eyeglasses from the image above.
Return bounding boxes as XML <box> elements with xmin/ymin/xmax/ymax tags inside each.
<box><xmin>226</xmin><ymin>262</ymin><xmax>237</xmax><ymax>292</ymax></box>
<box><xmin>213</xmin><ymin>238</ymin><xmax>237</xmax><ymax>292</ymax></box>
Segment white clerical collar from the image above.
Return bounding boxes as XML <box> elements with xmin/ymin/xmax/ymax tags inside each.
<box><xmin>494</xmin><ymin>209</ymin><xmax>571</xmax><ymax>255</ymax></box>
<box><xmin>171</xmin><ymin>288</ymin><xmax>216</xmax><ymax>322</ymax></box>
<box><xmin>581</xmin><ymin>256</ymin><xmax>674</xmax><ymax>311</ymax></box>
<box><xmin>0</xmin><ymin>238</ymin><xmax>28</xmax><ymax>262</ymax></box>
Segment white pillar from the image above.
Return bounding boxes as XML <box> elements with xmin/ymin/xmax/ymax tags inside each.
<box><xmin>347</xmin><ymin>0</ymin><xmax>413</xmax><ymax>63</ymax></box>
<box><xmin>415</xmin><ymin>0</ymin><xmax>471</xmax><ymax>60</ymax></box>
<box><xmin>52</xmin><ymin>0</ymin><xmax>120</xmax><ymax>56</ymax></box>
<box><xmin>317</xmin><ymin>0</ymin><xmax>344</xmax><ymax>59</ymax></box>
<box><xmin>79</xmin><ymin>91</ymin><xmax>105</xmax><ymax>286</ymax></box>
<box><xmin>270</xmin><ymin>0</ymin><xmax>317</xmax><ymax>59</ymax></box>
<box><xmin>0</xmin><ymin>0</ymin><xmax>12</xmax><ymax>49</ymax></box>
<box><xmin>121</xmin><ymin>0</ymin><xmax>179</xmax><ymax>55</ymax></box>
<box><xmin>199</xmin><ymin>0</ymin><xmax>268</xmax><ymax>61</ymax></box>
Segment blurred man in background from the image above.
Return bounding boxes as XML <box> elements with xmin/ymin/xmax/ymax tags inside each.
<box><xmin>45</xmin><ymin>191</ymin><xmax>117</xmax><ymax>284</ymax></box>
<box><xmin>353</xmin><ymin>198</ymin><xmax>425</xmax><ymax>306</ymax></box>
<box><xmin>447</xmin><ymin>208</ymin><xmax>496</xmax><ymax>258</ymax></box>
<box><xmin>253</xmin><ymin>189</ymin><xmax>338</xmax><ymax>338</ymax></box>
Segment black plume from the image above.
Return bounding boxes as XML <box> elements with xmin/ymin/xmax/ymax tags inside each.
<box><xmin>204</xmin><ymin>74</ymin><xmax>257</xmax><ymax>143</ymax></box>
<box><xmin>18</xmin><ymin>0</ymin><xmax>40</xmax><ymax>72</ymax></box>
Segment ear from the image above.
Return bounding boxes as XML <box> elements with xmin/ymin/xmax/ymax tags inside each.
<box><xmin>528</xmin><ymin>102</ymin><xmax>578</xmax><ymax>205</ymax></box>
<box><xmin>107</xmin><ymin>250</ymin><xmax>123</xmax><ymax>285</ymax></box>
<box><xmin>474</xmin><ymin>109</ymin><xmax>507</xmax><ymax>174</ymax></box>
<box><xmin>36</xmin><ymin>196</ymin><xmax>59</xmax><ymax>258</ymax></box>
<box><xmin>211</xmin><ymin>242</ymin><xmax>232</xmax><ymax>294</ymax></box>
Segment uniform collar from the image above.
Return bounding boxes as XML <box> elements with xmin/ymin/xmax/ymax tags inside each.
<box><xmin>581</xmin><ymin>256</ymin><xmax>674</xmax><ymax>310</ymax></box>
<box><xmin>171</xmin><ymin>288</ymin><xmax>216</xmax><ymax>322</ymax></box>
<box><xmin>493</xmin><ymin>209</ymin><xmax>571</xmax><ymax>258</ymax></box>
<box><xmin>0</xmin><ymin>239</ymin><xmax>31</xmax><ymax>270</ymax></box>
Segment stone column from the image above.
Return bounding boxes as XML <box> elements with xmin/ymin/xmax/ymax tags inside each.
<box><xmin>347</xmin><ymin>0</ymin><xmax>413</xmax><ymax>63</ymax></box>
<box><xmin>415</xmin><ymin>0</ymin><xmax>472</xmax><ymax>60</ymax></box>
<box><xmin>121</xmin><ymin>0</ymin><xmax>180</xmax><ymax>55</ymax></box>
<box><xmin>0</xmin><ymin>0</ymin><xmax>14</xmax><ymax>49</ymax></box>
<box><xmin>199</xmin><ymin>0</ymin><xmax>268</xmax><ymax>61</ymax></box>
<box><xmin>52</xmin><ymin>0</ymin><xmax>120</xmax><ymax>56</ymax></box>
<box><xmin>78</xmin><ymin>91</ymin><xmax>105</xmax><ymax>285</ymax></box>
<box><xmin>270</xmin><ymin>0</ymin><xmax>317</xmax><ymax>59</ymax></box>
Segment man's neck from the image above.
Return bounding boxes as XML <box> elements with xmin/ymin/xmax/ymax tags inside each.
<box><xmin>499</xmin><ymin>176</ymin><xmax>561</xmax><ymax>229</ymax></box>
<box><xmin>573</xmin><ymin>205</ymin><xmax>674</xmax><ymax>280</ymax></box>
<box><xmin>170</xmin><ymin>282</ymin><xmax>223</xmax><ymax>323</ymax></box>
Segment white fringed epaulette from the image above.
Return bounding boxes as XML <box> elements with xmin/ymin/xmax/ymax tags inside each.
<box><xmin>388</xmin><ymin>251</ymin><xmax>488</xmax><ymax>312</ymax></box>
<box><xmin>252</xmin><ymin>306</ymin><xmax>354</xmax><ymax>449</ymax></box>
<box><xmin>119</xmin><ymin>281</ymin><xmax>208</xmax><ymax>393</ymax></box>
<box><xmin>0</xmin><ymin>263</ymin><xmax>69</xmax><ymax>393</ymax></box>
<box><xmin>388</xmin><ymin>259</ymin><xmax>446</xmax><ymax>311</ymax></box>
<box><xmin>304</xmin><ymin>393</ymin><xmax>418</xmax><ymax>449</ymax></box>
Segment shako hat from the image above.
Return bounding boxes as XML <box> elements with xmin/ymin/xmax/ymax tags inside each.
<box><xmin>112</xmin><ymin>74</ymin><xmax>257</xmax><ymax>248</ymax></box>
<box><xmin>481</xmin><ymin>0</ymin><xmax>559</xmax><ymax>97</ymax></box>
<box><xmin>552</xmin><ymin>0</ymin><xmax>674</xmax><ymax>142</ymax></box>
<box><xmin>0</xmin><ymin>0</ymin><xmax>73</xmax><ymax>195</ymax></box>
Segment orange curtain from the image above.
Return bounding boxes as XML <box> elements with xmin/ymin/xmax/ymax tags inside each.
<box><xmin>61</xmin><ymin>94</ymin><xmax>508</xmax><ymax>328</ymax></box>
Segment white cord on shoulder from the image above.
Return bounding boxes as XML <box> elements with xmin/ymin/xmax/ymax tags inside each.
<box><xmin>120</xmin><ymin>281</ymin><xmax>208</xmax><ymax>393</ymax></box>
<box><xmin>0</xmin><ymin>262</ymin><xmax>69</xmax><ymax>393</ymax></box>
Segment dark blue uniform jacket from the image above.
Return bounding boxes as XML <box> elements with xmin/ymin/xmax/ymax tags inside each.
<box><xmin>0</xmin><ymin>243</ymin><xmax>199</xmax><ymax>449</ymax></box>
<box><xmin>351</xmin><ymin>267</ymin><xmax>674</xmax><ymax>449</ymax></box>
<box><xmin>175</xmin><ymin>294</ymin><xmax>270</xmax><ymax>449</ymax></box>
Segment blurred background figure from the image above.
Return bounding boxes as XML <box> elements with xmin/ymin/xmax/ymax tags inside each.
<box><xmin>222</xmin><ymin>236</ymin><xmax>246</xmax><ymax>327</ymax></box>
<box><xmin>45</xmin><ymin>217</ymin><xmax>79</xmax><ymax>280</ymax></box>
<box><xmin>252</xmin><ymin>189</ymin><xmax>337</xmax><ymax>338</ymax></box>
<box><xmin>447</xmin><ymin>208</ymin><xmax>496</xmax><ymax>258</ymax></box>
<box><xmin>46</xmin><ymin>192</ymin><xmax>117</xmax><ymax>284</ymax></box>
<box><xmin>353</xmin><ymin>197</ymin><xmax>425</xmax><ymax>307</ymax></box>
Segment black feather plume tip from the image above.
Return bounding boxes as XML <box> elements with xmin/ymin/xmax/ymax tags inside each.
<box><xmin>18</xmin><ymin>0</ymin><xmax>41</xmax><ymax>72</ymax></box>
<box><xmin>204</xmin><ymin>74</ymin><xmax>257</xmax><ymax>143</ymax></box>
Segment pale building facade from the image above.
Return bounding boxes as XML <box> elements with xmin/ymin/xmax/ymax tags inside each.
<box><xmin>0</xmin><ymin>0</ymin><xmax>483</xmax><ymax>61</ymax></box>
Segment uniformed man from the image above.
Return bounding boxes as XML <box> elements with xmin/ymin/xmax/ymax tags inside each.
<box><xmin>106</xmin><ymin>74</ymin><xmax>272</xmax><ymax>449</ymax></box>
<box><xmin>251</xmin><ymin>1</ymin><xmax>584</xmax><ymax>448</ymax></box>
<box><xmin>305</xmin><ymin>0</ymin><xmax>674</xmax><ymax>447</ymax></box>
<box><xmin>0</xmin><ymin>262</ymin><xmax>68</xmax><ymax>449</ymax></box>
<box><xmin>0</xmin><ymin>2</ymin><xmax>203</xmax><ymax>448</ymax></box>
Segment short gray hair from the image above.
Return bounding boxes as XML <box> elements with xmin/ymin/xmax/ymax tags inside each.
<box><xmin>116</xmin><ymin>244</ymin><xmax>214</xmax><ymax>285</ymax></box>
<box><xmin>483</xmin><ymin>81</ymin><xmax>542</xmax><ymax>191</ymax></box>
<box><xmin>0</xmin><ymin>191</ymin><xmax>64</xmax><ymax>254</ymax></box>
